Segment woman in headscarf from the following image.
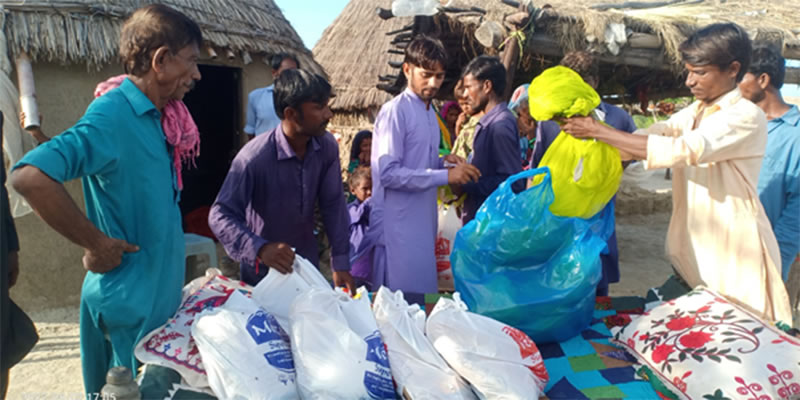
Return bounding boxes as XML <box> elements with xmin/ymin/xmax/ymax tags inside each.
<box><xmin>441</xmin><ymin>101</ymin><xmax>462</xmax><ymax>140</ymax></box>
<box><xmin>348</xmin><ymin>130</ymin><xmax>372</xmax><ymax>173</ymax></box>
<box><xmin>508</xmin><ymin>83</ymin><xmax>537</xmax><ymax>167</ymax></box>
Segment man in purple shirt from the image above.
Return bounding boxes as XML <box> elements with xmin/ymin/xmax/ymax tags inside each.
<box><xmin>209</xmin><ymin>69</ymin><xmax>354</xmax><ymax>291</ymax></box>
<box><xmin>531</xmin><ymin>51</ymin><xmax>637</xmax><ymax>296</ymax></box>
<box><xmin>456</xmin><ymin>56</ymin><xmax>524</xmax><ymax>223</ymax></box>
<box><xmin>369</xmin><ymin>37</ymin><xmax>481</xmax><ymax>295</ymax></box>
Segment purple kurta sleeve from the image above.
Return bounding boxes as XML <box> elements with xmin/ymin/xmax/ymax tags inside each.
<box><xmin>318</xmin><ymin>139</ymin><xmax>352</xmax><ymax>272</ymax></box>
<box><xmin>208</xmin><ymin>150</ymin><xmax>268</xmax><ymax>268</ymax></box>
<box><xmin>375</xmin><ymin>102</ymin><xmax>449</xmax><ymax>191</ymax></box>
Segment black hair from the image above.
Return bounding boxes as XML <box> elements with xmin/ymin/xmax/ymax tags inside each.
<box><xmin>404</xmin><ymin>36</ymin><xmax>447</xmax><ymax>71</ymax></box>
<box><xmin>350</xmin><ymin>130</ymin><xmax>372</xmax><ymax>162</ymax></box>
<box><xmin>461</xmin><ymin>55</ymin><xmax>507</xmax><ymax>96</ymax></box>
<box><xmin>679</xmin><ymin>23</ymin><xmax>751</xmax><ymax>82</ymax></box>
<box><xmin>560</xmin><ymin>50</ymin><xmax>599</xmax><ymax>83</ymax></box>
<box><xmin>748</xmin><ymin>44</ymin><xmax>786</xmax><ymax>90</ymax></box>
<box><xmin>272</xmin><ymin>69</ymin><xmax>331</xmax><ymax>120</ymax></box>
<box><xmin>271</xmin><ymin>53</ymin><xmax>300</xmax><ymax>71</ymax></box>
<box><xmin>349</xmin><ymin>165</ymin><xmax>371</xmax><ymax>188</ymax></box>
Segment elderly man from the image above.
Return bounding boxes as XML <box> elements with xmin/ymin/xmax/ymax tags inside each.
<box><xmin>11</xmin><ymin>4</ymin><xmax>201</xmax><ymax>394</ymax></box>
<box><xmin>563</xmin><ymin>23</ymin><xmax>791</xmax><ymax>323</ymax></box>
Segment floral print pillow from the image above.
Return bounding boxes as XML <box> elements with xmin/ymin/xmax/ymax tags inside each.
<box><xmin>613</xmin><ymin>287</ymin><xmax>800</xmax><ymax>399</ymax></box>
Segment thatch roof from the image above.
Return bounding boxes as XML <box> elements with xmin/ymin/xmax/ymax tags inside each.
<box><xmin>0</xmin><ymin>0</ymin><xmax>324</xmax><ymax>75</ymax></box>
<box><xmin>313</xmin><ymin>0</ymin><xmax>402</xmax><ymax>114</ymax></box>
<box><xmin>447</xmin><ymin>0</ymin><xmax>799</xmax><ymax>67</ymax></box>
<box><xmin>315</xmin><ymin>0</ymin><xmax>800</xmax><ymax>114</ymax></box>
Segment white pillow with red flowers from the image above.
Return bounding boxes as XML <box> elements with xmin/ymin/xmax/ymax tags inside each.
<box><xmin>613</xmin><ymin>287</ymin><xmax>800</xmax><ymax>399</ymax></box>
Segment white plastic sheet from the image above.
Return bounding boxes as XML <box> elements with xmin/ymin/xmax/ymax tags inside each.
<box><xmin>426</xmin><ymin>294</ymin><xmax>549</xmax><ymax>399</ymax></box>
<box><xmin>289</xmin><ymin>288</ymin><xmax>395</xmax><ymax>400</ymax></box>
<box><xmin>193</xmin><ymin>291</ymin><xmax>298</xmax><ymax>400</ymax></box>
<box><xmin>436</xmin><ymin>203</ymin><xmax>461</xmax><ymax>292</ymax></box>
<box><xmin>373</xmin><ymin>287</ymin><xmax>476</xmax><ymax>399</ymax></box>
<box><xmin>251</xmin><ymin>255</ymin><xmax>331</xmax><ymax>332</ymax></box>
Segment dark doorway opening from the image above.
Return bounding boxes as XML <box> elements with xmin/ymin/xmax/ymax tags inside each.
<box><xmin>180</xmin><ymin>64</ymin><xmax>241</xmax><ymax>236</ymax></box>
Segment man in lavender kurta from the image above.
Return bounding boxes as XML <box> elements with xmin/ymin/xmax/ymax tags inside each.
<box><xmin>209</xmin><ymin>69</ymin><xmax>354</xmax><ymax>291</ymax></box>
<box><xmin>368</xmin><ymin>37</ymin><xmax>481</xmax><ymax>294</ymax></box>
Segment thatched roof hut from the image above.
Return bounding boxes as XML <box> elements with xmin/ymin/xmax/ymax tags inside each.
<box><xmin>1</xmin><ymin>0</ymin><xmax>326</xmax><ymax>311</ymax></box>
<box><xmin>313</xmin><ymin>0</ymin><xmax>408</xmax><ymax>125</ymax></box>
<box><xmin>0</xmin><ymin>0</ymin><xmax>323</xmax><ymax>75</ymax></box>
<box><xmin>315</xmin><ymin>0</ymin><xmax>800</xmax><ymax>120</ymax></box>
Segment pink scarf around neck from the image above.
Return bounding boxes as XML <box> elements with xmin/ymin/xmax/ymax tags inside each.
<box><xmin>94</xmin><ymin>74</ymin><xmax>200</xmax><ymax>189</ymax></box>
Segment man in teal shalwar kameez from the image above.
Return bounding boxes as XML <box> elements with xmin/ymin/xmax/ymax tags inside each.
<box><xmin>10</xmin><ymin>5</ymin><xmax>202</xmax><ymax>395</ymax></box>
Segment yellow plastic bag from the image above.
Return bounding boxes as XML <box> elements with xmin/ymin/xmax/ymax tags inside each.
<box><xmin>528</xmin><ymin>66</ymin><xmax>622</xmax><ymax>218</ymax></box>
<box><xmin>535</xmin><ymin>133</ymin><xmax>622</xmax><ymax>218</ymax></box>
<box><xmin>528</xmin><ymin>66</ymin><xmax>600</xmax><ymax>120</ymax></box>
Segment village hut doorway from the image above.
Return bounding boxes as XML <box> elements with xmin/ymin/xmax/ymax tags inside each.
<box><xmin>179</xmin><ymin>64</ymin><xmax>242</xmax><ymax>237</ymax></box>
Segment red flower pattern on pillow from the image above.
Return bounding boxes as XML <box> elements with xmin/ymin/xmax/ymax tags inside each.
<box><xmin>652</xmin><ymin>343</ymin><xmax>675</xmax><ymax>364</ymax></box>
<box><xmin>679</xmin><ymin>331</ymin><xmax>714</xmax><ymax>348</ymax></box>
<box><xmin>665</xmin><ymin>315</ymin><xmax>696</xmax><ymax>331</ymax></box>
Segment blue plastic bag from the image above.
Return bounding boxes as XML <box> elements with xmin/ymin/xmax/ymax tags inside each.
<box><xmin>451</xmin><ymin>167</ymin><xmax>613</xmax><ymax>343</ymax></box>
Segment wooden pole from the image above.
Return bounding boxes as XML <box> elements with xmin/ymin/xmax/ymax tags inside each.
<box><xmin>500</xmin><ymin>36</ymin><xmax>520</xmax><ymax>101</ymax></box>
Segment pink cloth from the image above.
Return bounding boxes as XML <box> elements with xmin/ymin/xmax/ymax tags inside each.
<box><xmin>94</xmin><ymin>74</ymin><xmax>200</xmax><ymax>189</ymax></box>
<box><xmin>441</xmin><ymin>101</ymin><xmax>461</xmax><ymax>121</ymax></box>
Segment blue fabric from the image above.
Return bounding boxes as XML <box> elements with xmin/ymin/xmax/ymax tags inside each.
<box><xmin>15</xmin><ymin>78</ymin><xmax>184</xmax><ymax>394</ymax></box>
<box><xmin>560</xmin><ymin>334</ymin><xmax>600</xmax><ymax>356</ymax></box>
<box><xmin>757</xmin><ymin>105</ymin><xmax>800</xmax><ymax>279</ymax></box>
<box><xmin>539</xmin><ymin>298</ymin><xmax>658</xmax><ymax>398</ymax></box>
<box><xmin>519</xmin><ymin>137</ymin><xmax>529</xmax><ymax>161</ymax></box>
<box><xmin>600</xmin><ymin>367</ymin><xmax>637</xmax><ymax>384</ymax></box>
<box><xmin>570</xmin><ymin>371</ymin><xmax>612</xmax><ymax>389</ymax></box>
<box><xmin>547</xmin><ymin>378</ymin><xmax>591</xmax><ymax>399</ymax></box>
<box><xmin>539</xmin><ymin>341</ymin><xmax>566</xmax><ymax>359</ymax></box>
<box><xmin>244</xmin><ymin>85</ymin><xmax>280</xmax><ymax>136</ymax></box>
<box><xmin>597</xmin><ymin>101</ymin><xmax>638</xmax><ymax>134</ymax></box>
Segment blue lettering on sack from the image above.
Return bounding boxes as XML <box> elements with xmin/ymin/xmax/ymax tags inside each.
<box><xmin>246</xmin><ymin>311</ymin><xmax>295</xmax><ymax>373</ymax></box>
<box><xmin>363</xmin><ymin>371</ymin><xmax>395</xmax><ymax>399</ymax></box>
<box><xmin>363</xmin><ymin>331</ymin><xmax>393</xmax><ymax>399</ymax></box>
<box><xmin>246</xmin><ymin>311</ymin><xmax>289</xmax><ymax>344</ymax></box>
<box><xmin>364</xmin><ymin>331</ymin><xmax>390</xmax><ymax>368</ymax></box>
<box><xmin>264</xmin><ymin>349</ymin><xmax>295</xmax><ymax>375</ymax></box>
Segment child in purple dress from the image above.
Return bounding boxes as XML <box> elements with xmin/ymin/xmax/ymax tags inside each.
<box><xmin>348</xmin><ymin>166</ymin><xmax>374</xmax><ymax>289</ymax></box>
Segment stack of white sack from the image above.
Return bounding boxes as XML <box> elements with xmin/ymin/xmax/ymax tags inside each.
<box><xmin>426</xmin><ymin>294</ymin><xmax>550</xmax><ymax>399</ymax></box>
<box><xmin>193</xmin><ymin>291</ymin><xmax>297</xmax><ymax>400</ymax></box>
<box><xmin>289</xmin><ymin>287</ymin><xmax>395</xmax><ymax>400</ymax></box>
<box><xmin>372</xmin><ymin>287</ymin><xmax>477</xmax><ymax>399</ymax></box>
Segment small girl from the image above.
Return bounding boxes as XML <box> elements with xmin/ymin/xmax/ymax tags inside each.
<box><xmin>347</xmin><ymin>166</ymin><xmax>373</xmax><ymax>289</ymax></box>
<box><xmin>347</xmin><ymin>130</ymin><xmax>372</xmax><ymax>173</ymax></box>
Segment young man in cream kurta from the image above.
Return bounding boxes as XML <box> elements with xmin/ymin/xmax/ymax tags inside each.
<box><xmin>562</xmin><ymin>23</ymin><xmax>791</xmax><ymax>323</ymax></box>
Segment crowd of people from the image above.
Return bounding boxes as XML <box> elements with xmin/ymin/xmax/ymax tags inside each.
<box><xmin>1</xmin><ymin>3</ymin><xmax>798</xmax><ymax>398</ymax></box>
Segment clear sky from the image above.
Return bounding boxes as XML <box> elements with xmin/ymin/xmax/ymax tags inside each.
<box><xmin>274</xmin><ymin>0</ymin><xmax>350</xmax><ymax>49</ymax></box>
<box><xmin>273</xmin><ymin>1</ymin><xmax>800</xmax><ymax>97</ymax></box>
<box><xmin>783</xmin><ymin>60</ymin><xmax>800</xmax><ymax>98</ymax></box>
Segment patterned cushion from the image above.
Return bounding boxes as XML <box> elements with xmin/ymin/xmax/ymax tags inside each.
<box><xmin>613</xmin><ymin>287</ymin><xmax>800</xmax><ymax>399</ymax></box>
<box><xmin>134</xmin><ymin>276</ymin><xmax>252</xmax><ymax>388</ymax></box>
